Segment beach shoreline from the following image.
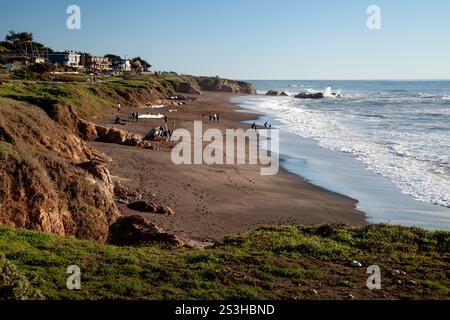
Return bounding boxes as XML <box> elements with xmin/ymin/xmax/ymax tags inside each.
<box><xmin>91</xmin><ymin>92</ymin><xmax>367</xmax><ymax>241</ymax></box>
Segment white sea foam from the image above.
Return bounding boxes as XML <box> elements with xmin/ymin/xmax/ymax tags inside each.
<box><xmin>235</xmin><ymin>95</ymin><xmax>450</xmax><ymax>208</ymax></box>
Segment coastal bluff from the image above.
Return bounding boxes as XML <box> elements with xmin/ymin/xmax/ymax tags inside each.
<box><xmin>0</xmin><ymin>74</ymin><xmax>255</xmax><ymax>243</ymax></box>
<box><xmin>162</xmin><ymin>74</ymin><xmax>257</xmax><ymax>95</ymax></box>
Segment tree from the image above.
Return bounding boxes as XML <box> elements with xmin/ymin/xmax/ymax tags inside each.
<box><xmin>2</xmin><ymin>31</ymin><xmax>53</xmax><ymax>54</ymax></box>
<box><xmin>12</xmin><ymin>61</ymin><xmax>56</xmax><ymax>80</ymax></box>
<box><xmin>130</xmin><ymin>60</ymin><xmax>143</xmax><ymax>74</ymax></box>
<box><xmin>28</xmin><ymin>61</ymin><xmax>56</xmax><ymax>74</ymax></box>
<box><xmin>105</xmin><ymin>54</ymin><xmax>121</xmax><ymax>62</ymax></box>
<box><xmin>131</xmin><ymin>57</ymin><xmax>151</xmax><ymax>71</ymax></box>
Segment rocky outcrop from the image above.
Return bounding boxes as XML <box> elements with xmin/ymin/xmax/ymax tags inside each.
<box><xmin>235</xmin><ymin>81</ymin><xmax>258</xmax><ymax>95</ymax></box>
<box><xmin>165</xmin><ymin>76</ymin><xmax>257</xmax><ymax>95</ymax></box>
<box><xmin>127</xmin><ymin>201</ymin><xmax>175</xmax><ymax>216</ymax></box>
<box><xmin>167</xmin><ymin>80</ymin><xmax>202</xmax><ymax>95</ymax></box>
<box><xmin>178</xmin><ymin>82</ymin><xmax>202</xmax><ymax>95</ymax></box>
<box><xmin>196</xmin><ymin>77</ymin><xmax>257</xmax><ymax>94</ymax></box>
<box><xmin>95</xmin><ymin>125</ymin><xmax>132</xmax><ymax>144</ymax></box>
<box><xmin>113</xmin><ymin>181</ymin><xmax>129</xmax><ymax>200</ymax></box>
<box><xmin>295</xmin><ymin>92</ymin><xmax>324</xmax><ymax>99</ymax></box>
<box><xmin>76</xmin><ymin>161</ymin><xmax>115</xmax><ymax>193</ymax></box>
<box><xmin>94</xmin><ymin>125</ymin><xmax>155</xmax><ymax>148</ymax></box>
<box><xmin>266</xmin><ymin>90</ymin><xmax>290</xmax><ymax>97</ymax></box>
<box><xmin>0</xmin><ymin>98</ymin><xmax>120</xmax><ymax>242</ymax></box>
<box><xmin>266</xmin><ymin>90</ymin><xmax>280</xmax><ymax>96</ymax></box>
<box><xmin>107</xmin><ymin>215</ymin><xmax>184</xmax><ymax>247</ymax></box>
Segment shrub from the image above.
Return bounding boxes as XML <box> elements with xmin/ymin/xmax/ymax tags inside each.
<box><xmin>0</xmin><ymin>253</ymin><xmax>44</xmax><ymax>300</ymax></box>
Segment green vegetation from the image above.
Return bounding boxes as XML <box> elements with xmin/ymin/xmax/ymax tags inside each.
<box><xmin>11</xmin><ymin>62</ymin><xmax>56</xmax><ymax>81</ymax></box>
<box><xmin>0</xmin><ymin>30</ymin><xmax>53</xmax><ymax>54</ymax></box>
<box><xmin>1</xmin><ymin>82</ymin><xmax>70</xmax><ymax>118</ymax></box>
<box><xmin>0</xmin><ymin>224</ymin><xmax>448</xmax><ymax>300</ymax></box>
<box><xmin>131</xmin><ymin>57</ymin><xmax>152</xmax><ymax>71</ymax></box>
<box><xmin>0</xmin><ymin>253</ymin><xmax>44</xmax><ymax>300</ymax></box>
<box><xmin>0</xmin><ymin>74</ymin><xmax>175</xmax><ymax>120</ymax></box>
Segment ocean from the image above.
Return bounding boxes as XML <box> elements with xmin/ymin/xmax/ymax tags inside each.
<box><xmin>231</xmin><ymin>80</ymin><xmax>450</xmax><ymax>230</ymax></box>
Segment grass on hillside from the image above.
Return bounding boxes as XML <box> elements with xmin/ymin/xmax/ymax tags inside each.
<box><xmin>0</xmin><ymin>224</ymin><xmax>448</xmax><ymax>300</ymax></box>
<box><xmin>0</xmin><ymin>75</ymin><xmax>175</xmax><ymax>120</ymax></box>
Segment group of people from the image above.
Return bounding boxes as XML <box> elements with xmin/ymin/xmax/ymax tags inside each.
<box><xmin>145</xmin><ymin>126</ymin><xmax>173</xmax><ymax>142</ymax></box>
<box><xmin>208</xmin><ymin>113</ymin><xmax>220</xmax><ymax>123</ymax></box>
<box><xmin>130</xmin><ymin>112</ymin><xmax>140</xmax><ymax>122</ymax></box>
<box><xmin>114</xmin><ymin>116</ymin><xmax>125</xmax><ymax>125</ymax></box>
<box><xmin>251</xmin><ymin>121</ymin><xmax>272</xmax><ymax>131</ymax></box>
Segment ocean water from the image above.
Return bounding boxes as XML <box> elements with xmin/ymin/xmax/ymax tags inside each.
<box><xmin>231</xmin><ymin>80</ymin><xmax>450</xmax><ymax>230</ymax></box>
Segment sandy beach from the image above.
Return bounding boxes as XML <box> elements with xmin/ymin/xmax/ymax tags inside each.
<box><xmin>92</xmin><ymin>92</ymin><xmax>366</xmax><ymax>241</ymax></box>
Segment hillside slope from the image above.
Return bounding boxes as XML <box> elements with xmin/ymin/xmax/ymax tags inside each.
<box><xmin>0</xmin><ymin>224</ymin><xmax>448</xmax><ymax>300</ymax></box>
<box><xmin>0</xmin><ymin>76</ymin><xmax>175</xmax><ymax>242</ymax></box>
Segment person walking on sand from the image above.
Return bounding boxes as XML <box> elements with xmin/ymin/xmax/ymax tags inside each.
<box><xmin>117</xmin><ymin>103</ymin><xmax>121</xmax><ymax>113</ymax></box>
<box><xmin>209</xmin><ymin>113</ymin><xmax>213</xmax><ymax>122</ymax></box>
<box><xmin>217</xmin><ymin>114</ymin><xmax>220</xmax><ymax>123</ymax></box>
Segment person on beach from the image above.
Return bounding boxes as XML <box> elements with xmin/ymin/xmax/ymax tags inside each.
<box><xmin>209</xmin><ymin>113</ymin><xmax>213</xmax><ymax>122</ymax></box>
<box><xmin>117</xmin><ymin>104</ymin><xmax>121</xmax><ymax>112</ymax></box>
<box><xmin>114</xmin><ymin>116</ymin><xmax>125</xmax><ymax>125</ymax></box>
<box><xmin>217</xmin><ymin>114</ymin><xmax>220</xmax><ymax>123</ymax></box>
<box><xmin>264</xmin><ymin>122</ymin><xmax>268</xmax><ymax>129</ymax></box>
<box><xmin>251</xmin><ymin>122</ymin><xmax>256</xmax><ymax>131</ymax></box>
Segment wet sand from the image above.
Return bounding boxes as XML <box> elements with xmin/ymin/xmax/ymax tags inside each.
<box><xmin>92</xmin><ymin>92</ymin><xmax>366</xmax><ymax>241</ymax></box>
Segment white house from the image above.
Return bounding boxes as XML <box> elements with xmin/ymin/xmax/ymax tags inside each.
<box><xmin>113</xmin><ymin>59</ymin><xmax>131</xmax><ymax>72</ymax></box>
<box><xmin>48</xmin><ymin>51</ymin><xmax>81</xmax><ymax>68</ymax></box>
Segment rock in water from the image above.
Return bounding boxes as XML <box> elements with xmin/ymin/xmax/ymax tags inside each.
<box><xmin>266</xmin><ymin>90</ymin><xmax>280</xmax><ymax>96</ymax></box>
<box><xmin>107</xmin><ymin>215</ymin><xmax>185</xmax><ymax>246</ymax></box>
<box><xmin>295</xmin><ymin>92</ymin><xmax>324</xmax><ymax>99</ymax></box>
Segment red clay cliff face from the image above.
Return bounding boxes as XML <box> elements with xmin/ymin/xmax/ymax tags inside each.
<box><xmin>0</xmin><ymin>98</ymin><xmax>120</xmax><ymax>242</ymax></box>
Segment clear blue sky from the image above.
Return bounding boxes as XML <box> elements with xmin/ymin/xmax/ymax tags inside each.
<box><xmin>1</xmin><ymin>0</ymin><xmax>449</xmax><ymax>79</ymax></box>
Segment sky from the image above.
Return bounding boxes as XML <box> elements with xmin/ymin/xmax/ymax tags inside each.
<box><xmin>1</xmin><ymin>0</ymin><xmax>450</xmax><ymax>80</ymax></box>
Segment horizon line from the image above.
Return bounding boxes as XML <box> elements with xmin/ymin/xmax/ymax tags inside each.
<box><xmin>235</xmin><ymin>78</ymin><xmax>450</xmax><ymax>81</ymax></box>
